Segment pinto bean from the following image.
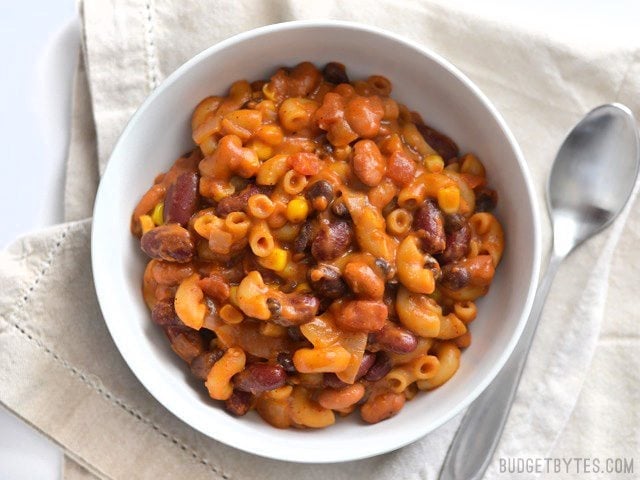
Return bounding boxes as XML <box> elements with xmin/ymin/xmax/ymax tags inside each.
<box><xmin>164</xmin><ymin>171</ymin><xmax>199</xmax><ymax>226</ymax></box>
<box><xmin>323</xmin><ymin>373</ymin><xmax>348</xmax><ymax>389</ymax></box>
<box><xmin>364</xmin><ymin>352</ymin><xmax>392</xmax><ymax>382</ymax></box>
<box><xmin>415</xmin><ymin>123</ymin><xmax>459</xmax><ymax>161</ymax></box>
<box><xmin>331</xmin><ymin>197</ymin><xmax>350</xmax><ymax>218</ymax></box>
<box><xmin>311</xmin><ymin>219</ymin><xmax>353</xmax><ymax>261</ymax></box>
<box><xmin>269</xmin><ymin>293</ymin><xmax>320</xmax><ymax>326</ymax></box>
<box><xmin>360</xmin><ymin>391</ymin><xmax>405</xmax><ymax>424</ymax></box>
<box><xmin>352</xmin><ymin>139</ymin><xmax>386</xmax><ymax>187</ymax></box>
<box><xmin>370</xmin><ymin>323</ymin><xmax>418</xmax><ymax>354</ymax></box>
<box><xmin>198</xmin><ymin>274</ymin><xmax>230</xmax><ymax>303</ymax></box>
<box><xmin>440</xmin><ymin>262</ymin><xmax>471</xmax><ymax>290</ymax></box>
<box><xmin>225</xmin><ymin>390</ymin><xmax>253</xmax><ymax>416</ymax></box>
<box><xmin>386</xmin><ymin>151</ymin><xmax>416</xmax><ymax>187</ymax></box>
<box><xmin>163</xmin><ymin>326</ymin><xmax>204</xmax><ymax>363</ymax></box>
<box><xmin>336</xmin><ymin>300</ymin><xmax>388</xmax><ymax>333</ymax></box>
<box><xmin>215</xmin><ymin>184</ymin><xmax>259</xmax><ymax>216</ymax></box>
<box><xmin>233</xmin><ymin>363</ymin><xmax>287</xmax><ymax>394</ymax></box>
<box><xmin>308</xmin><ymin>264</ymin><xmax>347</xmax><ymax>299</ymax></box>
<box><xmin>322</xmin><ymin>62</ymin><xmax>349</xmax><ymax>84</ymax></box>
<box><xmin>343</xmin><ymin>262</ymin><xmax>384</xmax><ymax>300</ymax></box>
<box><xmin>190</xmin><ymin>349</ymin><xmax>224</xmax><ymax>380</ymax></box>
<box><xmin>413</xmin><ymin>200</ymin><xmax>445</xmax><ymax>254</ymax></box>
<box><xmin>152</xmin><ymin>261</ymin><xmax>194</xmax><ymax>285</ymax></box>
<box><xmin>305</xmin><ymin>180</ymin><xmax>334</xmax><ymax>211</ymax></box>
<box><xmin>317</xmin><ymin>383</ymin><xmax>366</xmax><ymax>410</ymax></box>
<box><xmin>141</xmin><ymin>224</ymin><xmax>194</xmax><ymax>263</ymax></box>
<box><xmin>440</xmin><ymin>214</ymin><xmax>471</xmax><ymax>264</ymax></box>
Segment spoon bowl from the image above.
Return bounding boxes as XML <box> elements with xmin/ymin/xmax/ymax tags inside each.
<box><xmin>440</xmin><ymin>103</ymin><xmax>639</xmax><ymax>480</ymax></box>
<box><xmin>549</xmin><ymin>104</ymin><xmax>640</xmax><ymax>255</ymax></box>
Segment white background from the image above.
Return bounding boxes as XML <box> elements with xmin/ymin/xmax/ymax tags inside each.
<box><xmin>1</xmin><ymin>1</ymin><xmax>638</xmax><ymax>478</ymax></box>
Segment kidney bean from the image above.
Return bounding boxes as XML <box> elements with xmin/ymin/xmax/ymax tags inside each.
<box><xmin>141</xmin><ymin>224</ymin><xmax>194</xmax><ymax>263</ymax></box>
<box><xmin>440</xmin><ymin>262</ymin><xmax>471</xmax><ymax>290</ymax></box>
<box><xmin>163</xmin><ymin>326</ymin><xmax>204</xmax><ymax>363</ymax></box>
<box><xmin>190</xmin><ymin>349</ymin><xmax>224</xmax><ymax>380</ymax></box>
<box><xmin>151</xmin><ymin>299</ymin><xmax>182</xmax><ymax>326</ymax></box>
<box><xmin>225</xmin><ymin>390</ymin><xmax>253</xmax><ymax>416</ymax></box>
<box><xmin>276</xmin><ymin>352</ymin><xmax>297</xmax><ymax>373</ymax></box>
<box><xmin>352</xmin><ymin>139</ymin><xmax>386</xmax><ymax>187</ymax></box>
<box><xmin>364</xmin><ymin>352</ymin><xmax>392</xmax><ymax>382</ymax></box>
<box><xmin>305</xmin><ymin>180</ymin><xmax>334</xmax><ymax>211</ymax></box>
<box><xmin>355</xmin><ymin>351</ymin><xmax>377</xmax><ymax>380</ymax></box>
<box><xmin>163</xmin><ymin>171</ymin><xmax>199</xmax><ymax>226</ymax></box>
<box><xmin>322</xmin><ymin>62</ymin><xmax>349</xmax><ymax>84</ymax></box>
<box><xmin>215</xmin><ymin>183</ymin><xmax>259</xmax><ymax>216</ymax></box>
<box><xmin>444</xmin><ymin>213</ymin><xmax>467</xmax><ymax>232</ymax></box>
<box><xmin>233</xmin><ymin>363</ymin><xmax>287</xmax><ymax>394</ymax></box>
<box><xmin>386</xmin><ymin>151</ymin><xmax>416</xmax><ymax>187</ymax></box>
<box><xmin>370</xmin><ymin>323</ymin><xmax>418</xmax><ymax>354</ymax></box>
<box><xmin>475</xmin><ymin>187</ymin><xmax>498</xmax><ymax>212</ymax></box>
<box><xmin>440</xmin><ymin>214</ymin><xmax>471</xmax><ymax>264</ymax></box>
<box><xmin>323</xmin><ymin>373</ymin><xmax>348</xmax><ymax>389</ymax></box>
<box><xmin>360</xmin><ymin>391</ymin><xmax>405</xmax><ymax>424</ymax></box>
<box><xmin>343</xmin><ymin>262</ymin><xmax>385</xmax><ymax>300</ymax></box>
<box><xmin>293</xmin><ymin>220</ymin><xmax>314</xmax><ymax>253</ymax></box>
<box><xmin>413</xmin><ymin>200</ymin><xmax>445</xmax><ymax>254</ymax></box>
<box><xmin>336</xmin><ymin>300</ymin><xmax>388</xmax><ymax>333</ymax></box>
<box><xmin>308</xmin><ymin>264</ymin><xmax>347</xmax><ymax>299</ymax></box>
<box><xmin>311</xmin><ymin>219</ymin><xmax>353</xmax><ymax>261</ymax></box>
<box><xmin>415</xmin><ymin>123</ymin><xmax>459</xmax><ymax>161</ymax></box>
<box><xmin>198</xmin><ymin>274</ymin><xmax>230</xmax><ymax>303</ymax></box>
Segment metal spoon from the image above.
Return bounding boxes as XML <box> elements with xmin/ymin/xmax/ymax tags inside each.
<box><xmin>439</xmin><ymin>103</ymin><xmax>640</xmax><ymax>480</ymax></box>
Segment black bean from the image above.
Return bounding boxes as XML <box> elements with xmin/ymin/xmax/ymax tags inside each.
<box><xmin>322</xmin><ymin>62</ymin><xmax>349</xmax><ymax>84</ymax></box>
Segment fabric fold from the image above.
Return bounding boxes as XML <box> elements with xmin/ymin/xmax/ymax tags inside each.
<box><xmin>0</xmin><ymin>1</ymin><xmax>638</xmax><ymax>479</ymax></box>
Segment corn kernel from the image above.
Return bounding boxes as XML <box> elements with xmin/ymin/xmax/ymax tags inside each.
<box><xmin>228</xmin><ymin>286</ymin><xmax>239</xmax><ymax>307</ymax></box>
<box><xmin>262</xmin><ymin>83</ymin><xmax>276</xmax><ymax>101</ymax></box>
<box><xmin>444</xmin><ymin>161</ymin><xmax>461</xmax><ymax>173</ymax></box>
<box><xmin>248</xmin><ymin>139</ymin><xmax>273</xmax><ymax>161</ymax></box>
<box><xmin>437</xmin><ymin>186</ymin><xmax>461</xmax><ymax>214</ymax></box>
<box><xmin>265</xmin><ymin>385</ymin><xmax>293</xmax><ymax>400</ymax></box>
<box><xmin>294</xmin><ymin>282</ymin><xmax>312</xmax><ymax>293</ymax></box>
<box><xmin>424</xmin><ymin>154</ymin><xmax>444</xmax><ymax>173</ymax></box>
<box><xmin>286</xmin><ymin>197</ymin><xmax>309</xmax><ymax>223</ymax></box>
<box><xmin>460</xmin><ymin>153</ymin><xmax>485</xmax><ymax>176</ymax></box>
<box><xmin>258</xmin><ymin>247</ymin><xmax>289</xmax><ymax>272</ymax></box>
<box><xmin>151</xmin><ymin>202</ymin><xmax>164</xmax><ymax>225</ymax></box>
<box><xmin>219</xmin><ymin>304</ymin><xmax>244</xmax><ymax>324</ymax></box>
<box><xmin>139</xmin><ymin>215</ymin><xmax>155</xmax><ymax>234</ymax></box>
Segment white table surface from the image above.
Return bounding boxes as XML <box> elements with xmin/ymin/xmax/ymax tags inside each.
<box><xmin>1</xmin><ymin>1</ymin><xmax>638</xmax><ymax>478</ymax></box>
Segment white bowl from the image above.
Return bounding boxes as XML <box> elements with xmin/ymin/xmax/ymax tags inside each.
<box><xmin>92</xmin><ymin>20</ymin><xmax>541</xmax><ymax>463</ymax></box>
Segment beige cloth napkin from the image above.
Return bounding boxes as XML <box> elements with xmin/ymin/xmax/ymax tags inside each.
<box><xmin>1</xmin><ymin>1</ymin><xmax>639</xmax><ymax>479</ymax></box>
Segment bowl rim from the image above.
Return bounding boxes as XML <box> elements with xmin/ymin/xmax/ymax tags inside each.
<box><xmin>91</xmin><ymin>19</ymin><xmax>541</xmax><ymax>463</ymax></box>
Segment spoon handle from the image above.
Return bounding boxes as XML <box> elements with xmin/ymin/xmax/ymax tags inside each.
<box><xmin>438</xmin><ymin>251</ymin><xmax>564</xmax><ymax>480</ymax></box>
